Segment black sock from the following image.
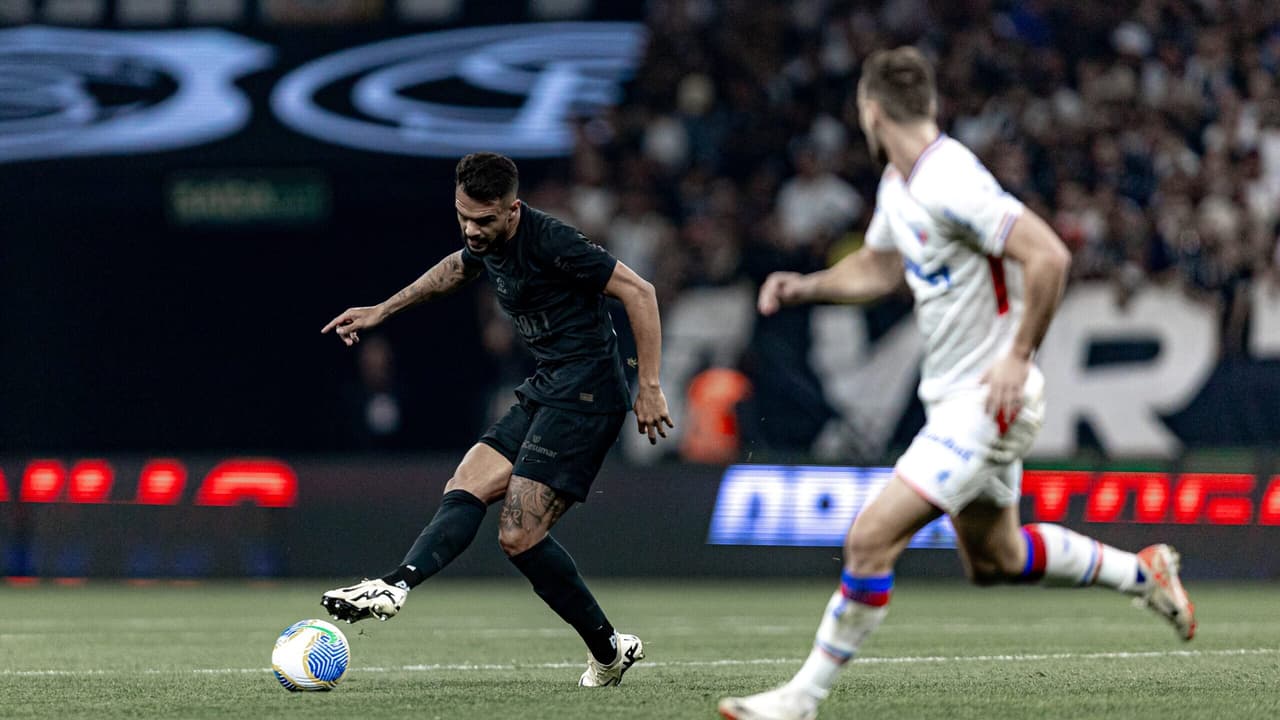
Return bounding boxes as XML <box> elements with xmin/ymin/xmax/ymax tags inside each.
<box><xmin>509</xmin><ymin>535</ymin><xmax>617</xmax><ymax>664</ymax></box>
<box><xmin>381</xmin><ymin>489</ymin><xmax>487</xmax><ymax>589</ymax></box>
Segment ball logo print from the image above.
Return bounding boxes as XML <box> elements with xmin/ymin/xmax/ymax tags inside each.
<box><xmin>271</xmin><ymin>619</ymin><xmax>350</xmax><ymax>691</ymax></box>
<box><xmin>0</xmin><ymin>26</ymin><xmax>273</xmax><ymax>164</ymax></box>
<box><xmin>271</xmin><ymin>22</ymin><xmax>646</xmax><ymax>158</ymax></box>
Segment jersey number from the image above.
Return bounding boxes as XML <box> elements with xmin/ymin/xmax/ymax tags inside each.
<box><xmin>512</xmin><ymin>311</ymin><xmax>551</xmax><ymax>339</ymax></box>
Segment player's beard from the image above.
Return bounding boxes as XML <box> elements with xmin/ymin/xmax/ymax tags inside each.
<box><xmin>461</xmin><ymin>228</ymin><xmax>503</xmax><ymax>255</ymax></box>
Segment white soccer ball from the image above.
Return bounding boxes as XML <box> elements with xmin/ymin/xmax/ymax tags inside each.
<box><xmin>271</xmin><ymin>619</ymin><xmax>350</xmax><ymax>691</ymax></box>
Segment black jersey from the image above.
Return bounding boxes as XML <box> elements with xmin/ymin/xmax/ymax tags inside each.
<box><xmin>461</xmin><ymin>202</ymin><xmax>630</xmax><ymax>414</ymax></box>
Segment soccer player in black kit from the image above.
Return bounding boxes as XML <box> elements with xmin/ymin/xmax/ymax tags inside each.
<box><xmin>320</xmin><ymin>152</ymin><xmax>673</xmax><ymax>686</ymax></box>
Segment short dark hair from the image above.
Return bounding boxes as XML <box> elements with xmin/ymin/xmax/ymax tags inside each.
<box><xmin>455</xmin><ymin>152</ymin><xmax>519</xmax><ymax>202</ymax></box>
<box><xmin>860</xmin><ymin>46</ymin><xmax>936</xmax><ymax>122</ymax></box>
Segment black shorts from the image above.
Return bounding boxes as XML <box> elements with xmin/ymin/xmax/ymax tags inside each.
<box><xmin>479</xmin><ymin>394</ymin><xmax>626</xmax><ymax>503</ymax></box>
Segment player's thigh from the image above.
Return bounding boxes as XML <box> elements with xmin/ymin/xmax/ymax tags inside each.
<box><xmin>893</xmin><ymin>397</ymin><xmax>999</xmax><ymax>516</ymax></box>
<box><xmin>447</xmin><ymin>399</ymin><xmax>533</xmax><ymax>503</ymax></box>
<box><xmin>950</xmin><ymin>497</ymin><xmax>1025</xmax><ymax>583</ymax></box>
<box><xmin>509</xmin><ymin>405</ymin><xmax>626</xmax><ymax>504</ymax></box>
<box><xmin>453</xmin><ymin>394</ymin><xmax>537</xmax><ymax>502</ymax></box>
<box><xmin>846</xmin><ymin>475</ymin><xmax>943</xmax><ymax>574</ymax></box>
<box><xmin>444</xmin><ymin>443</ymin><xmax>515</xmax><ymax>504</ymax></box>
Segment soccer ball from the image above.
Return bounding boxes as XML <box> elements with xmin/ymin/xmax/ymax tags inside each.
<box><xmin>271</xmin><ymin>619</ymin><xmax>350</xmax><ymax>691</ymax></box>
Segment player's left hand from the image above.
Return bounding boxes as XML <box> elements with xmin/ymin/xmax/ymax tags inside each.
<box><xmin>634</xmin><ymin>384</ymin><xmax>674</xmax><ymax>445</ymax></box>
<box><xmin>981</xmin><ymin>352</ymin><xmax>1030</xmax><ymax>431</ymax></box>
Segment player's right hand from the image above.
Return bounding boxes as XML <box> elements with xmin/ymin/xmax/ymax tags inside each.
<box><xmin>321</xmin><ymin>305</ymin><xmax>385</xmax><ymax>346</ymax></box>
<box><xmin>757</xmin><ymin>271</ymin><xmax>806</xmax><ymax>316</ymax></box>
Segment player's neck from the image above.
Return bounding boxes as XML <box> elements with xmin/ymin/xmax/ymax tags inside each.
<box><xmin>885</xmin><ymin>122</ymin><xmax>941</xmax><ymax>179</ymax></box>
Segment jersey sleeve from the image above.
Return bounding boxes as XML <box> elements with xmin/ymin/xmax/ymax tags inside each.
<box><xmin>864</xmin><ymin>207</ymin><xmax>895</xmax><ymax>250</ymax></box>
<box><xmin>918</xmin><ymin>153</ymin><xmax>1024</xmax><ymax>256</ymax></box>
<box><xmin>540</xmin><ymin>223</ymin><xmax>618</xmax><ymax>293</ymax></box>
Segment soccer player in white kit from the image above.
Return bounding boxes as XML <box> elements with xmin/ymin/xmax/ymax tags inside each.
<box><xmin>718</xmin><ymin>47</ymin><xmax>1196</xmax><ymax>720</ymax></box>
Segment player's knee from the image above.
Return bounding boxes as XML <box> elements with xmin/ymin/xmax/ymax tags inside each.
<box><xmin>497</xmin><ymin>525</ymin><xmax>540</xmax><ymax>557</ymax></box>
<box><xmin>965</xmin><ymin>551</ymin><xmax>1024</xmax><ymax>585</ymax></box>
<box><xmin>445</xmin><ymin>475</ymin><xmax>504</xmax><ymax>504</ymax></box>
<box><xmin>843</xmin><ymin>530</ymin><xmax>894</xmax><ymax>574</ymax></box>
<box><xmin>965</xmin><ymin>559</ymin><xmax>1005</xmax><ymax>586</ymax></box>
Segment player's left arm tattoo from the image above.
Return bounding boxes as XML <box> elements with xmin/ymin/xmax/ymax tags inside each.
<box><xmin>379</xmin><ymin>250</ymin><xmax>482</xmax><ymax>319</ymax></box>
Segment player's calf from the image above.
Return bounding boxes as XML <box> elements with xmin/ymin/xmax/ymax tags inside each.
<box><xmin>1017</xmin><ymin>523</ymin><xmax>1144</xmax><ymax>590</ymax></box>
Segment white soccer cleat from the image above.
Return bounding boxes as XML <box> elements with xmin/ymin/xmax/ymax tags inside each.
<box><xmin>718</xmin><ymin>686</ymin><xmax>819</xmax><ymax>720</ymax></box>
<box><xmin>320</xmin><ymin>578</ymin><xmax>407</xmax><ymax>623</ymax></box>
<box><xmin>1134</xmin><ymin>544</ymin><xmax>1196</xmax><ymax>641</ymax></box>
<box><xmin>578</xmin><ymin>632</ymin><xmax>644</xmax><ymax>687</ymax></box>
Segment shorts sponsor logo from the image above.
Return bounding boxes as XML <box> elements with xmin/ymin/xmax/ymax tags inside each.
<box><xmin>521</xmin><ymin>439</ymin><xmax>558</xmax><ymax>458</ymax></box>
<box><xmin>922</xmin><ymin>432</ymin><xmax>973</xmax><ymax>462</ymax></box>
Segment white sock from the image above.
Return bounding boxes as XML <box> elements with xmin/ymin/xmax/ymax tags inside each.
<box><xmin>787</xmin><ymin>590</ymin><xmax>888</xmax><ymax>701</ymax></box>
<box><xmin>1023</xmin><ymin>523</ymin><xmax>1144</xmax><ymax>593</ymax></box>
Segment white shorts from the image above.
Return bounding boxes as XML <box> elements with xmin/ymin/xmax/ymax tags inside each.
<box><xmin>895</xmin><ymin>366</ymin><xmax>1045</xmax><ymax>514</ymax></box>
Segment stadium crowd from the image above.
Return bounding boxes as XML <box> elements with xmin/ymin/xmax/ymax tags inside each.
<box><xmin>518</xmin><ymin>0</ymin><xmax>1280</xmax><ymax>359</ymax></box>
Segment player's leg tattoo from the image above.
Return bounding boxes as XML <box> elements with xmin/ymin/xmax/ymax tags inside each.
<box><xmin>498</xmin><ymin>476</ymin><xmax>569</xmax><ymax>551</ymax></box>
<box><xmin>502</xmin><ymin>476</ymin><xmax>617</xmax><ymax>664</ymax></box>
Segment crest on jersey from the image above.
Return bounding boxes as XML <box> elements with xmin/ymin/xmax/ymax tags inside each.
<box><xmin>0</xmin><ymin>26</ymin><xmax>272</xmax><ymax>164</ymax></box>
<box><xmin>272</xmin><ymin>23</ymin><xmax>647</xmax><ymax>158</ymax></box>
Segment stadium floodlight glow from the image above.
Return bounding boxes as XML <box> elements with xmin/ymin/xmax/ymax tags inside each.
<box><xmin>0</xmin><ymin>26</ymin><xmax>272</xmax><ymax>164</ymax></box>
<box><xmin>271</xmin><ymin>22</ymin><xmax>646</xmax><ymax>158</ymax></box>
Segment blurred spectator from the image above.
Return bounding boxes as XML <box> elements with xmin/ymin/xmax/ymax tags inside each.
<box><xmin>343</xmin><ymin>335</ymin><xmax>410</xmax><ymax>450</ymax></box>
<box><xmin>617</xmin><ymin>0</ymin><xmax>1278</xmax><ymax>307</ymax></box>
<box><xmin>776</xmin><ymin>142</ymin><xmax>864</xmax><ymax>251</ymax></box>
<box><xmin>493</xmin><ymin>0</ymin><xmax>1280</xmax><ymax>457</ymax></box>
<box><xmin>606</xmin><ymin>186</ymin><xmax>678</xmax><ymax>296</ymax></box>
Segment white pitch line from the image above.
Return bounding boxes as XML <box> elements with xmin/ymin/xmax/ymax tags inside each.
<box><xmin>1</xmin><ymin>648</ymin><xmax>1275</xmax><ymax>678</ymax></box>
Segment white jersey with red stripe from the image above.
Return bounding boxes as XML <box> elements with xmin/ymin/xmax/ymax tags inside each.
<box><xmin>864</xmin><ymin>134</ymin><xmax>1026</xmax><ymax>404</ymax></box>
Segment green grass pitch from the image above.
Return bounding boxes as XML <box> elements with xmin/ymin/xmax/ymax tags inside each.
<box><xmin>1</xmin><ymin>579</ymin><xmax>1277</xmax><ymax>719</ymax></box>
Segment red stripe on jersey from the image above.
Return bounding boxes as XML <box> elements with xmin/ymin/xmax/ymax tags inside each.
<box><xmin>987</xmin><ymin>256</ymin><xmax>1009</xmax><ymax>315</ymax></box>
